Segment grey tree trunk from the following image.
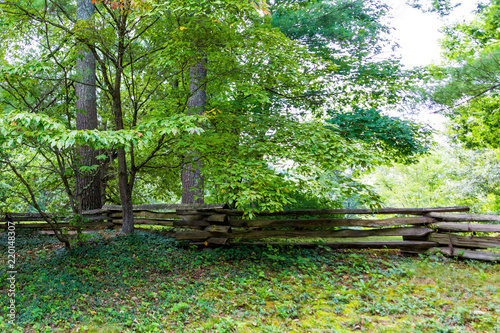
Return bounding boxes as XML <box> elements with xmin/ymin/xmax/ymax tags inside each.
<box><xmin>75</xmin><ymin>0</ymin><xmax>101</xmax><ymax>211</ymax></box>
<box><xmin>181</xmin><ymin>59</ymin><xmax>206</xmax><ymax>204</ymax></box>
<box><xmin>113</xmin><ymin>21</ymin><xmax>135</xmax><ymax>233</ymax></box>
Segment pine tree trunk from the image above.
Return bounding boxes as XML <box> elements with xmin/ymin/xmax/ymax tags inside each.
<box><xmin>75</xmin><ymin>0</ymin><xmax>101</xmax><ymax>211</ymax></box>
<box><xmin>182</xmin><ymin>59</ymin><xmax>206</xmax><ymax>204</ymax></box>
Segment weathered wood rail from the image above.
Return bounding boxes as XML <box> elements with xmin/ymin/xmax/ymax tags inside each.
<box><xmin>2</xmin><ymin>205</ymin><xmax>499</xmax><ymax>262</ymax></box>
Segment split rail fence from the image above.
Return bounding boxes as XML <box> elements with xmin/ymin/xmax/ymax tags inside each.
<box><xmin>2</xmin><ymin>204</ymin><xmax>500</xmax><ymax>262</ymax></box>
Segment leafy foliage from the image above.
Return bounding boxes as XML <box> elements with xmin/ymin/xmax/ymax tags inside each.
<box><xmin>271</xmin><ymin>0</ymin><xmax>414</xmax><ymax>110</ymax></box>
<box><xmin>407</xmin><ymin>0</ymin><xmax>461</xmax><ymax>16</ymax></box>
<box><xmin>0</xmin><ymin>0</ymin><xmax>403</xmax><ymax>220</ymax></box>
<box><xmin>327</xmin><ymin>108</ymin><xmax>433</xmax><ymax>164</ymax></box>
<box><xmin>364</xmin><ymin>144</ymin><xmax>500</xmax><ymax>213</ymax></box>
<box><xmin>0</xmin><ymin>0</ymin><xmax>446</xmax><ymax>233</ymax></box>
<box><xmin>424</xmin><ymin>0</ymin><xmax>500</xmax><ymax>149</ymax></box>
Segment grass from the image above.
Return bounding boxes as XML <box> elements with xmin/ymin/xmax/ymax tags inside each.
<box><xmin>1</xmin><ymin>230</ymin><xmax>499</xmax><ymax>332</ymax></box>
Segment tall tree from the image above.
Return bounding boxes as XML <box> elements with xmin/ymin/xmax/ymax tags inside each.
<box><xmin>0</xmin><ymin>0</ymin><xmax>176</xmax><ymax>233</ymax></box>
<box><xmin>181</xmin><ymin>58</ymin><xmax>207</xmax><ymax>204</ymax></box>
<box><xmin>75</xmin><ymin>0</ymin><xmax>101</xmax><ymax>211</ymax></box>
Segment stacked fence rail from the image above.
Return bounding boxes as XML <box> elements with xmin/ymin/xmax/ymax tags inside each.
<box><xmin>2</xmin><ymin>205</ymin><xmax>499</xmax><ymax>262</ymax></box>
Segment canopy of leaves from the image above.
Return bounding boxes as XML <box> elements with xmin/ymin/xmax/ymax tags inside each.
<box><xmin>326</xmin><ymin>108</ymin><xmax>433</xmax><ymax>164</ymax></box>
<box><xmin>271</xmin><ymin>0</ymin><xmax>431</xmax><ymax>167</ymax></box>
<box><xmin>0</xmin><ymin>0</ymin><xmax>392</xmax><ymax>215</ymax></box>
<box><xmin>271</xmin><ymin>0</ymin><xmax>415</xmax><ymax>110</ymax></box>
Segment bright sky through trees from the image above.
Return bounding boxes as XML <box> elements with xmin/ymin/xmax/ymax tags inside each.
<box><xmin>379</xmin><ymin>0</ymin><xmax>482</xmax><ymax>133</ymax></box>
<box><xmin>384</xmin><ymin>0</ymin><xmax>481</xmax><ymax>67</ymax></box>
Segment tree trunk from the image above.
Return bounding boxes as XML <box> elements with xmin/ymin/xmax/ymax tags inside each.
<box><xmin>117</xmin><ymin>147</ymin><xmax>134</xmax><ymax>233</ymax></box>
<box><xmin>75</xmin><ymin>0</ymin><xmax>101</xmax><ymax>211</ymax></box>
<box><xmin>182</xmin><ymin>59</ymin><xmax>206</xmax><ymax>204</ymax></box>
<box><xmin>114</xmin><ymin>94</ymin><xmax>134</xmax><ymax>233</ymax></box>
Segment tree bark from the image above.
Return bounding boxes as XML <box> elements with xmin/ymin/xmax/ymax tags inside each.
<box><xmin>117</xmin><ymin>146</ymin><xmax>134</xmax><ymax>233</ymax></box>
<box><xmin>182</xmin><ymin>59</ymin><xmax>206</xmax><ymax>204</ymax></box>
<box><xmin>75</xmin><ymin>0</ymin><xmax>101</xmax><ymax>211</ymax></box>
<box><xmin>113</xmin><ymin>21</ymin><xmax>135</xmax><ymax>234</ymax></box>
<box><xmin>112</xmin><ymin>72</ymin><xmax>134</xmax><ymax>233</ymax></box>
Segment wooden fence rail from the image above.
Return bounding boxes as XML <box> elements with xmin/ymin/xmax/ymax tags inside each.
<box><xmin>2</xmin><ymin>205</ymin><xmax>499</xmax><ymax>262</ymax></box>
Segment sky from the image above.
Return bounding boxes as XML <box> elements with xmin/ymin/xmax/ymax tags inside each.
<box><xmin>385</xmin><ymin>0</ymin><xmax>481</xmax><ymax>68</ymax></box>
<box><xmin>380</xmin><ymin>0</ymin><xmax>482</xmax><ymax>134</ymax></box>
